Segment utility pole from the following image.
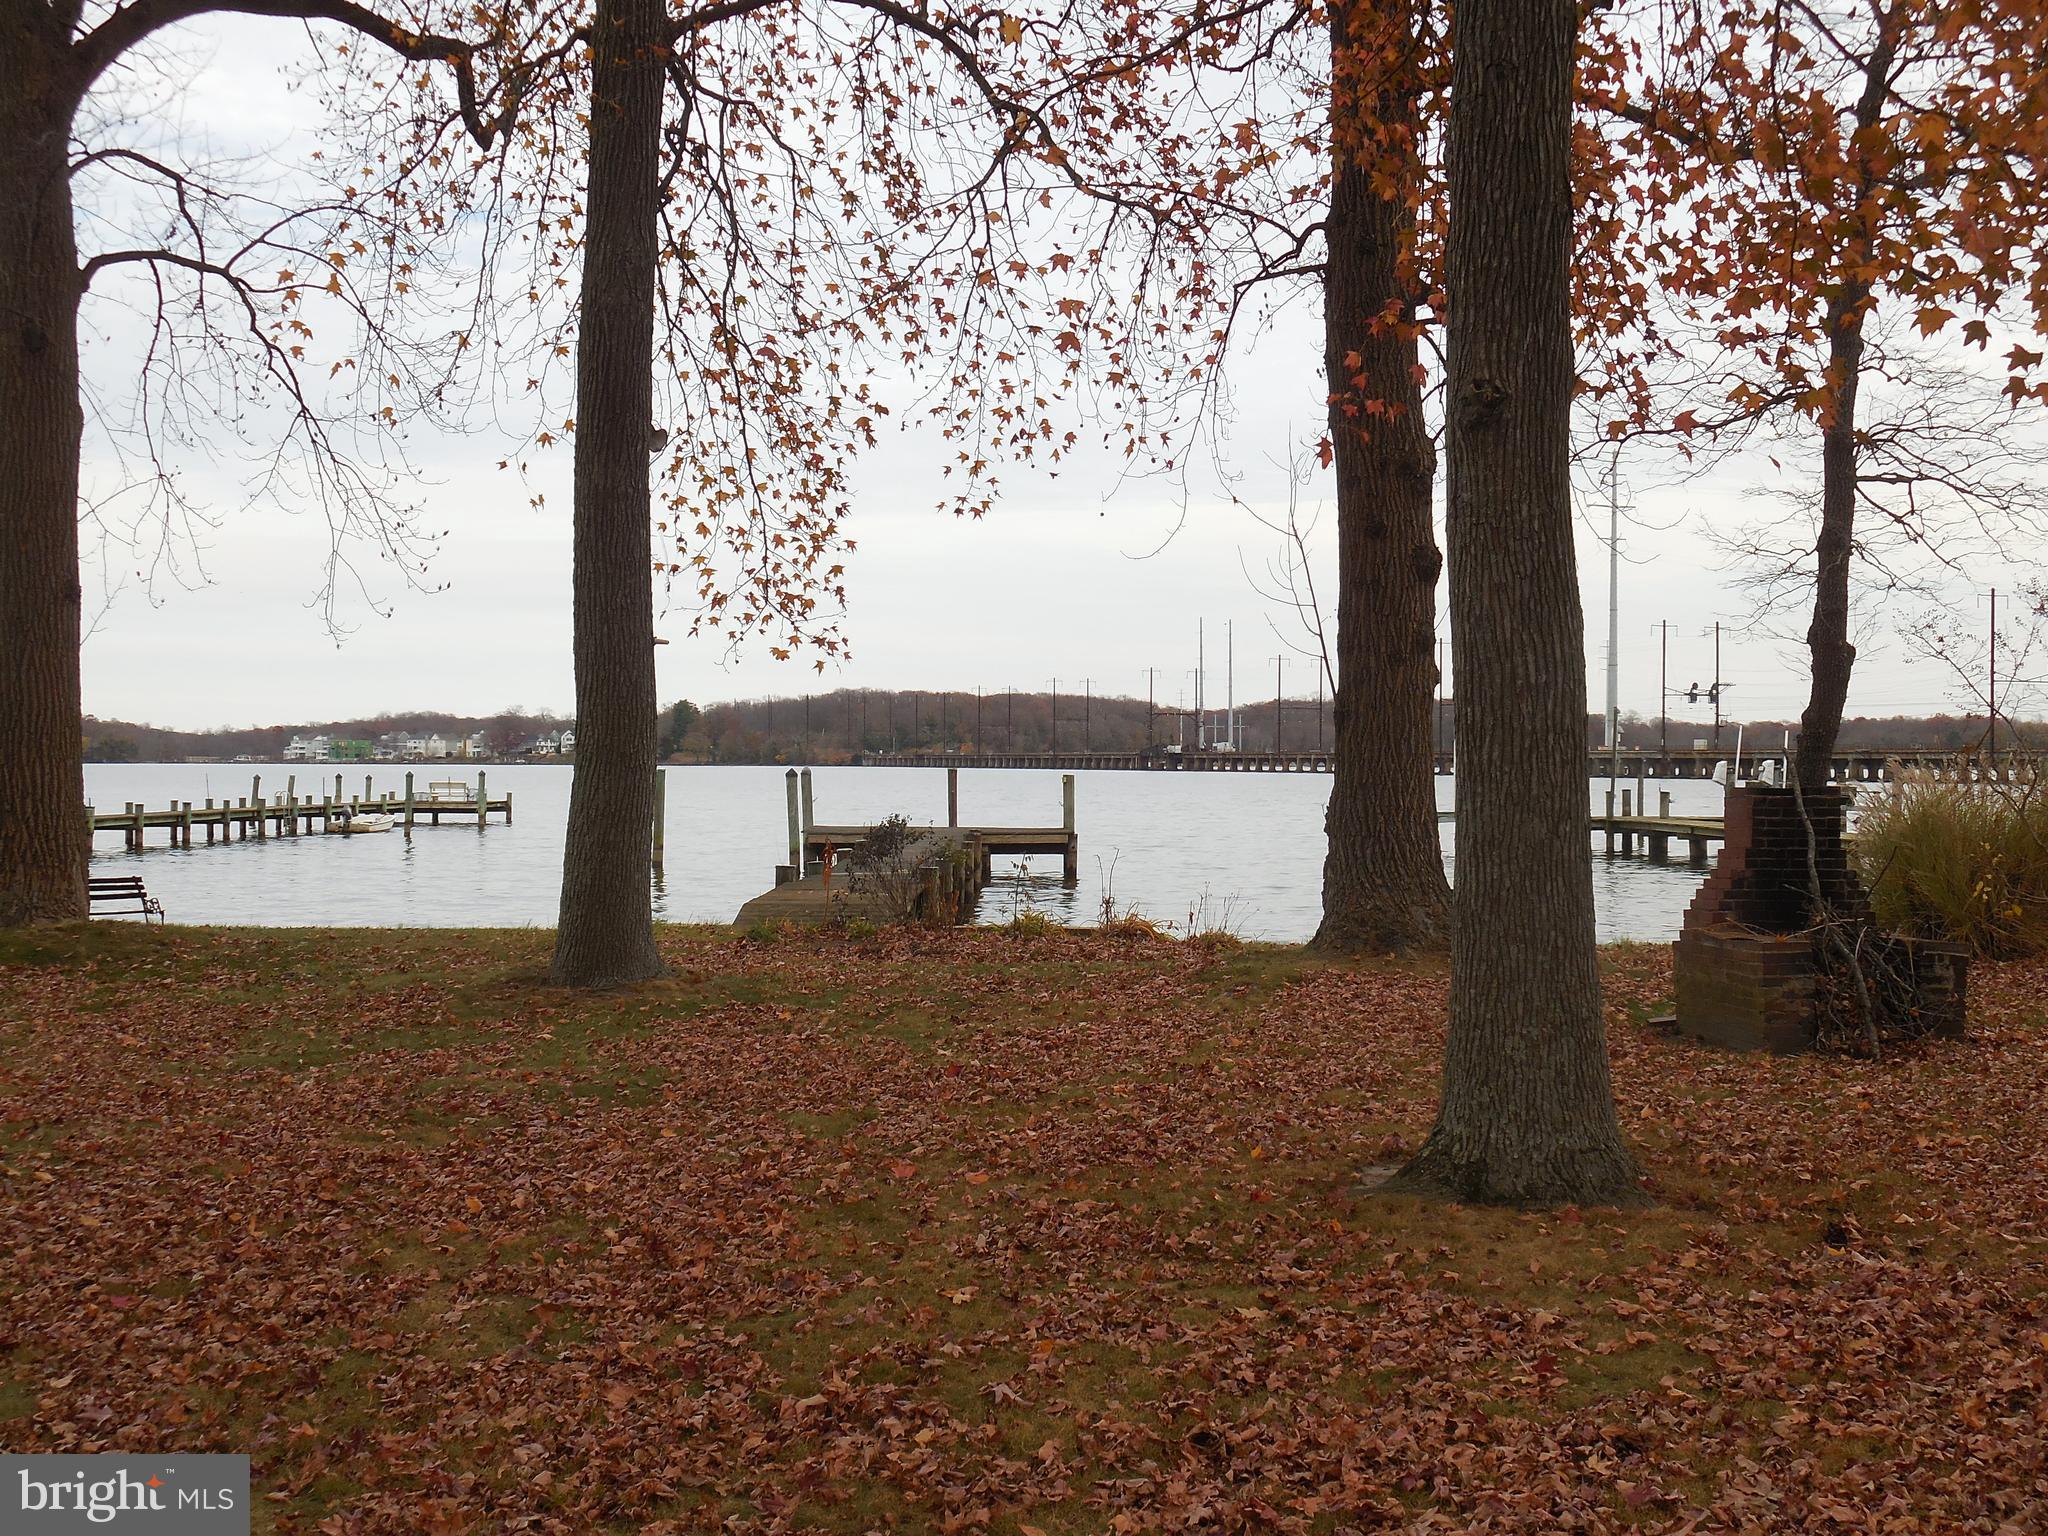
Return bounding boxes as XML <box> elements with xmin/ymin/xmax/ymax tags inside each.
<box><xmin>1273</xmin><ymin>655</ymin><xmax>1284</xmax><ymax>753</ymax></box>
<box><xmin>1436</xmin><ymin>637</ymin><xmax>1447</xmax><ymax>761</ymax></box>
<box><xmin>1197</xmin><ymin>620</ymin><xmax>1205</xmax><ymax>748</ymax></box>
<box><xmin>1658</xmin><ymin>621</ymin><xmax>1668</xmax><ymax>772</ymax></box>
<box><xmin>1604</xmin><ymin>450</ymin><xmax>1621</xmax><ymax>753</ymax></box>
<box><xmin>1685</xmin><ymin>629</ymin><xmax>1732</xmax><ymax>760</ymax></box>
<box><xmin>1990</xmin><ymin>588</ymin><xmax>1999</xmax><ymax>769</ymax></box>
<box><xmin>1218</xmin><ymin>618</ymin><xmax>1234</xmax><ymax>751</ymax></box>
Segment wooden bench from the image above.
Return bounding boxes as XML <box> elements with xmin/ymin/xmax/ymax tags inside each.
<box><xmin>88</xmin><ymin>876</ymin><xmax>164</xmax><ymax>923</ymax></box>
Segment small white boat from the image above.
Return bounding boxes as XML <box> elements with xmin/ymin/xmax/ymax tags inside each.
<box><xmin>327</xmin><ymin>811</ymin><xmax>396</xmax><ymax>835</ymax></box>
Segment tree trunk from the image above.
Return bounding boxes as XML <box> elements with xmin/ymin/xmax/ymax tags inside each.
<box><xmin>1390</xmin><ymin>0</ymin><xmax>1640</xmax><ymax>1206</ymax></box>
<box><xmin>550</xmin><ymin>0</ymin><xmax>666</xmax><ymax>986</ymax></box>
<box><xmin>1310</xmin><ymin>0</ymin><xmax>1451</xmax><ymax>956</ymax></box>
<box><xmin>1793</xmin><ymin>292</ymin><xmax>1867</xmax><ymax>788</ymax></box>
<box><xmin>0</xmin><ymin>32</ymin><xmax>89</xmax><ymax>928</ymax></box>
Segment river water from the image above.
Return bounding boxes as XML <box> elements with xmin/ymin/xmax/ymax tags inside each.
<box><xmin>82</xmin><ymin>763</ymin><xmax>1730</xmax><ymax>942</ymax></box>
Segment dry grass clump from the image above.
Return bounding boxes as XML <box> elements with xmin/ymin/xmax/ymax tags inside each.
<box><xmin>1855</xmin><ymin>766</ymin><xmax>2048</xmax><ymax>956</ymax></box>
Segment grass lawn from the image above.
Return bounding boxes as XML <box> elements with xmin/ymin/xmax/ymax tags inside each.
<box><xmin>1</xmin><ymin>923</ymin><xmax>2043</xmax><ymax>1534</ymax></box>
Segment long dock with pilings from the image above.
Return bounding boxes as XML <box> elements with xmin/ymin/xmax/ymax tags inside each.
<box><xmin>734</xmin><ymin>767</ymin><xmax>1076</xmax><ymax>927</ymax></box>
<box><xmin>89</xmin><ymin>770</ymin><xmax>510</xmax><ymax>850</ymax></box>
<box><xmin>860</xmin><ymin>746</ymin><xmax>2048</xmax><ymax>783</ymax></box>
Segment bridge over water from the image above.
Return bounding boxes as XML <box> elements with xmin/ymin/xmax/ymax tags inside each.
<box><xmin>858</xmin><ymin>746</ymin><xmax>2043</xmax><ymax>782</ymax></box>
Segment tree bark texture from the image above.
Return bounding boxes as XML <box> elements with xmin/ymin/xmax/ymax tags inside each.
<box><xmin>1793</xmin><ymin>292</ymin><xmax>1867</xmax><ymax>788</ymax></box>
<box><xmin>0</xmin><ymin>20</ymin><xmax>89</xmax><ymax>927</ymax></box>
<box><xmin>1390</xmin><ymin>0</ymin><xmax>1641</xmax><ymax>1206</ymax></box>
<box><xmin>550</xmin><ymin>0</ymin><xmax>667</xmax><ymax>986</ymax></box>
<box><xmin>1310</xmin><ymin>0</ymin><xmax>1452</xmax><ymax>956</ymax></box>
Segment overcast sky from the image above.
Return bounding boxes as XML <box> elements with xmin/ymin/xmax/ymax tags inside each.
<box><xmin>71</xmin><ymin>18</ymin><xmax>2040</xmax><ymax>733</ymax></box>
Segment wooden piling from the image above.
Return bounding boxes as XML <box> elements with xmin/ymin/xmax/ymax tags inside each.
<box><xmin>948</xmin><ymin>767</ymin><xmax>959</xmax><ymax>828</ymax></box>
<box><xmin>180</xmin><ymin>801</ymin><xmax>193</xmax><ymax>847</ymax></box>
<box><xmin>404</xmin><ymin>772</ymin><xmax>416</xmax><ymax>834</ymax></box>
<box><xmin>252</xmin><ymin>777</ymin><xmax>264</xmax><ymax>839</ymax></box>
<box><xmin>476</xmin><ymin>771</ymin><xmax>488</xmax><ymax>830</ymax></box>
<box><xmin>1062</xmin><ymin>774</ymin><xmax>1077</xmax><ymax>884</ymax></box>
<box><xmin>653</xmin><ymin>769</ymin><xmax>667</xmax><ymax>868</ymax></box>
<box><xmin>785</xmin><ymin>769</ymin><xmax>803</xmax><ymax>876</ymax></box>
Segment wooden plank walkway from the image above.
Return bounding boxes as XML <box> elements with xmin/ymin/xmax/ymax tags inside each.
<box><xmin>89</xmin><ymin>771</ymin><xmax>510</xmax><ymax>850</ymax></box>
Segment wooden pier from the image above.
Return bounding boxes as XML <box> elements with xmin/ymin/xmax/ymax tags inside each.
<box><xmin>1589</xmin><ymin>784</ymin><xmax>1725</xmax><ymax>864</ymax></box>
<box><xmin>90</xmin><ymin>771</ymin><xmax>510</xmax><ymax>850</ymax></box>
<box><xmin>735</xmin><ymin>768</ymin><xmax>1075</xmax><ymax>927</ymax></box>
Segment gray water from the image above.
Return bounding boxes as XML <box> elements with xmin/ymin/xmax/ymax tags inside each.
<box><xmin>83</xmin><ymin>763</ymin><xmax>1726</xmax><ymax>943</ymax></box>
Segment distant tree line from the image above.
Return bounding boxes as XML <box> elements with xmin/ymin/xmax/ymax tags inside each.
<box><xmin>660</xmin><ymin>691</ymin><xmax>2038</xmax><ymax>765</ymax></box>
<box><xmin>80</xmin><ymin>710</ymin><xmax>571</xmax><ymax>764</ymax></box>
<box><xmin>73</xmin><ymin>697</ymin><xmax>2037</xmax><ymax>766</ymax></box>
<box><xmin>666</xmin><ymin>688</ymin><xmax>1338</xmax><ymax>763</ymax></box>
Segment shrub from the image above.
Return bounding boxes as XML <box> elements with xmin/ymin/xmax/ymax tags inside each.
<box><xmin>1003</xmin><ymin>910</ymin><xmax>1065</xmax><ymax>938</ymax></box>
<box><xmin>844</xmin><ymin>814</ymin><xmax>936</xmax><ymax>924</ymax></box>
<box><xmin>1854</xmin><ymin>768</ymin><xmax>2048</xmax><ymax>957</ymax></box>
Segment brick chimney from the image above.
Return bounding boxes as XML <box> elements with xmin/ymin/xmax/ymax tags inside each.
<box><xmin>1673</xmin><ymin>785</ymin><xmax>1965</xmax><ymax>1052</ymax></box>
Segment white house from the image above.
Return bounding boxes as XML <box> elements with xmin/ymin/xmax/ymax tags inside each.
<box><xmin>558</xmin><ymin>727</ymin><xmax>576</xmax><ymax>754</ymax></box>
<box><xmin>283</xmin><ymin>735</ymin><xmax>329</xmax><ymax>762</ymax></box>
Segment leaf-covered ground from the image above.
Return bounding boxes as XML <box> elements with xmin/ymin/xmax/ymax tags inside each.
<box><xmin>0</xmin><ymin>924</ymin><xmax>2043</xmax><ymax>1534</ymax></box>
